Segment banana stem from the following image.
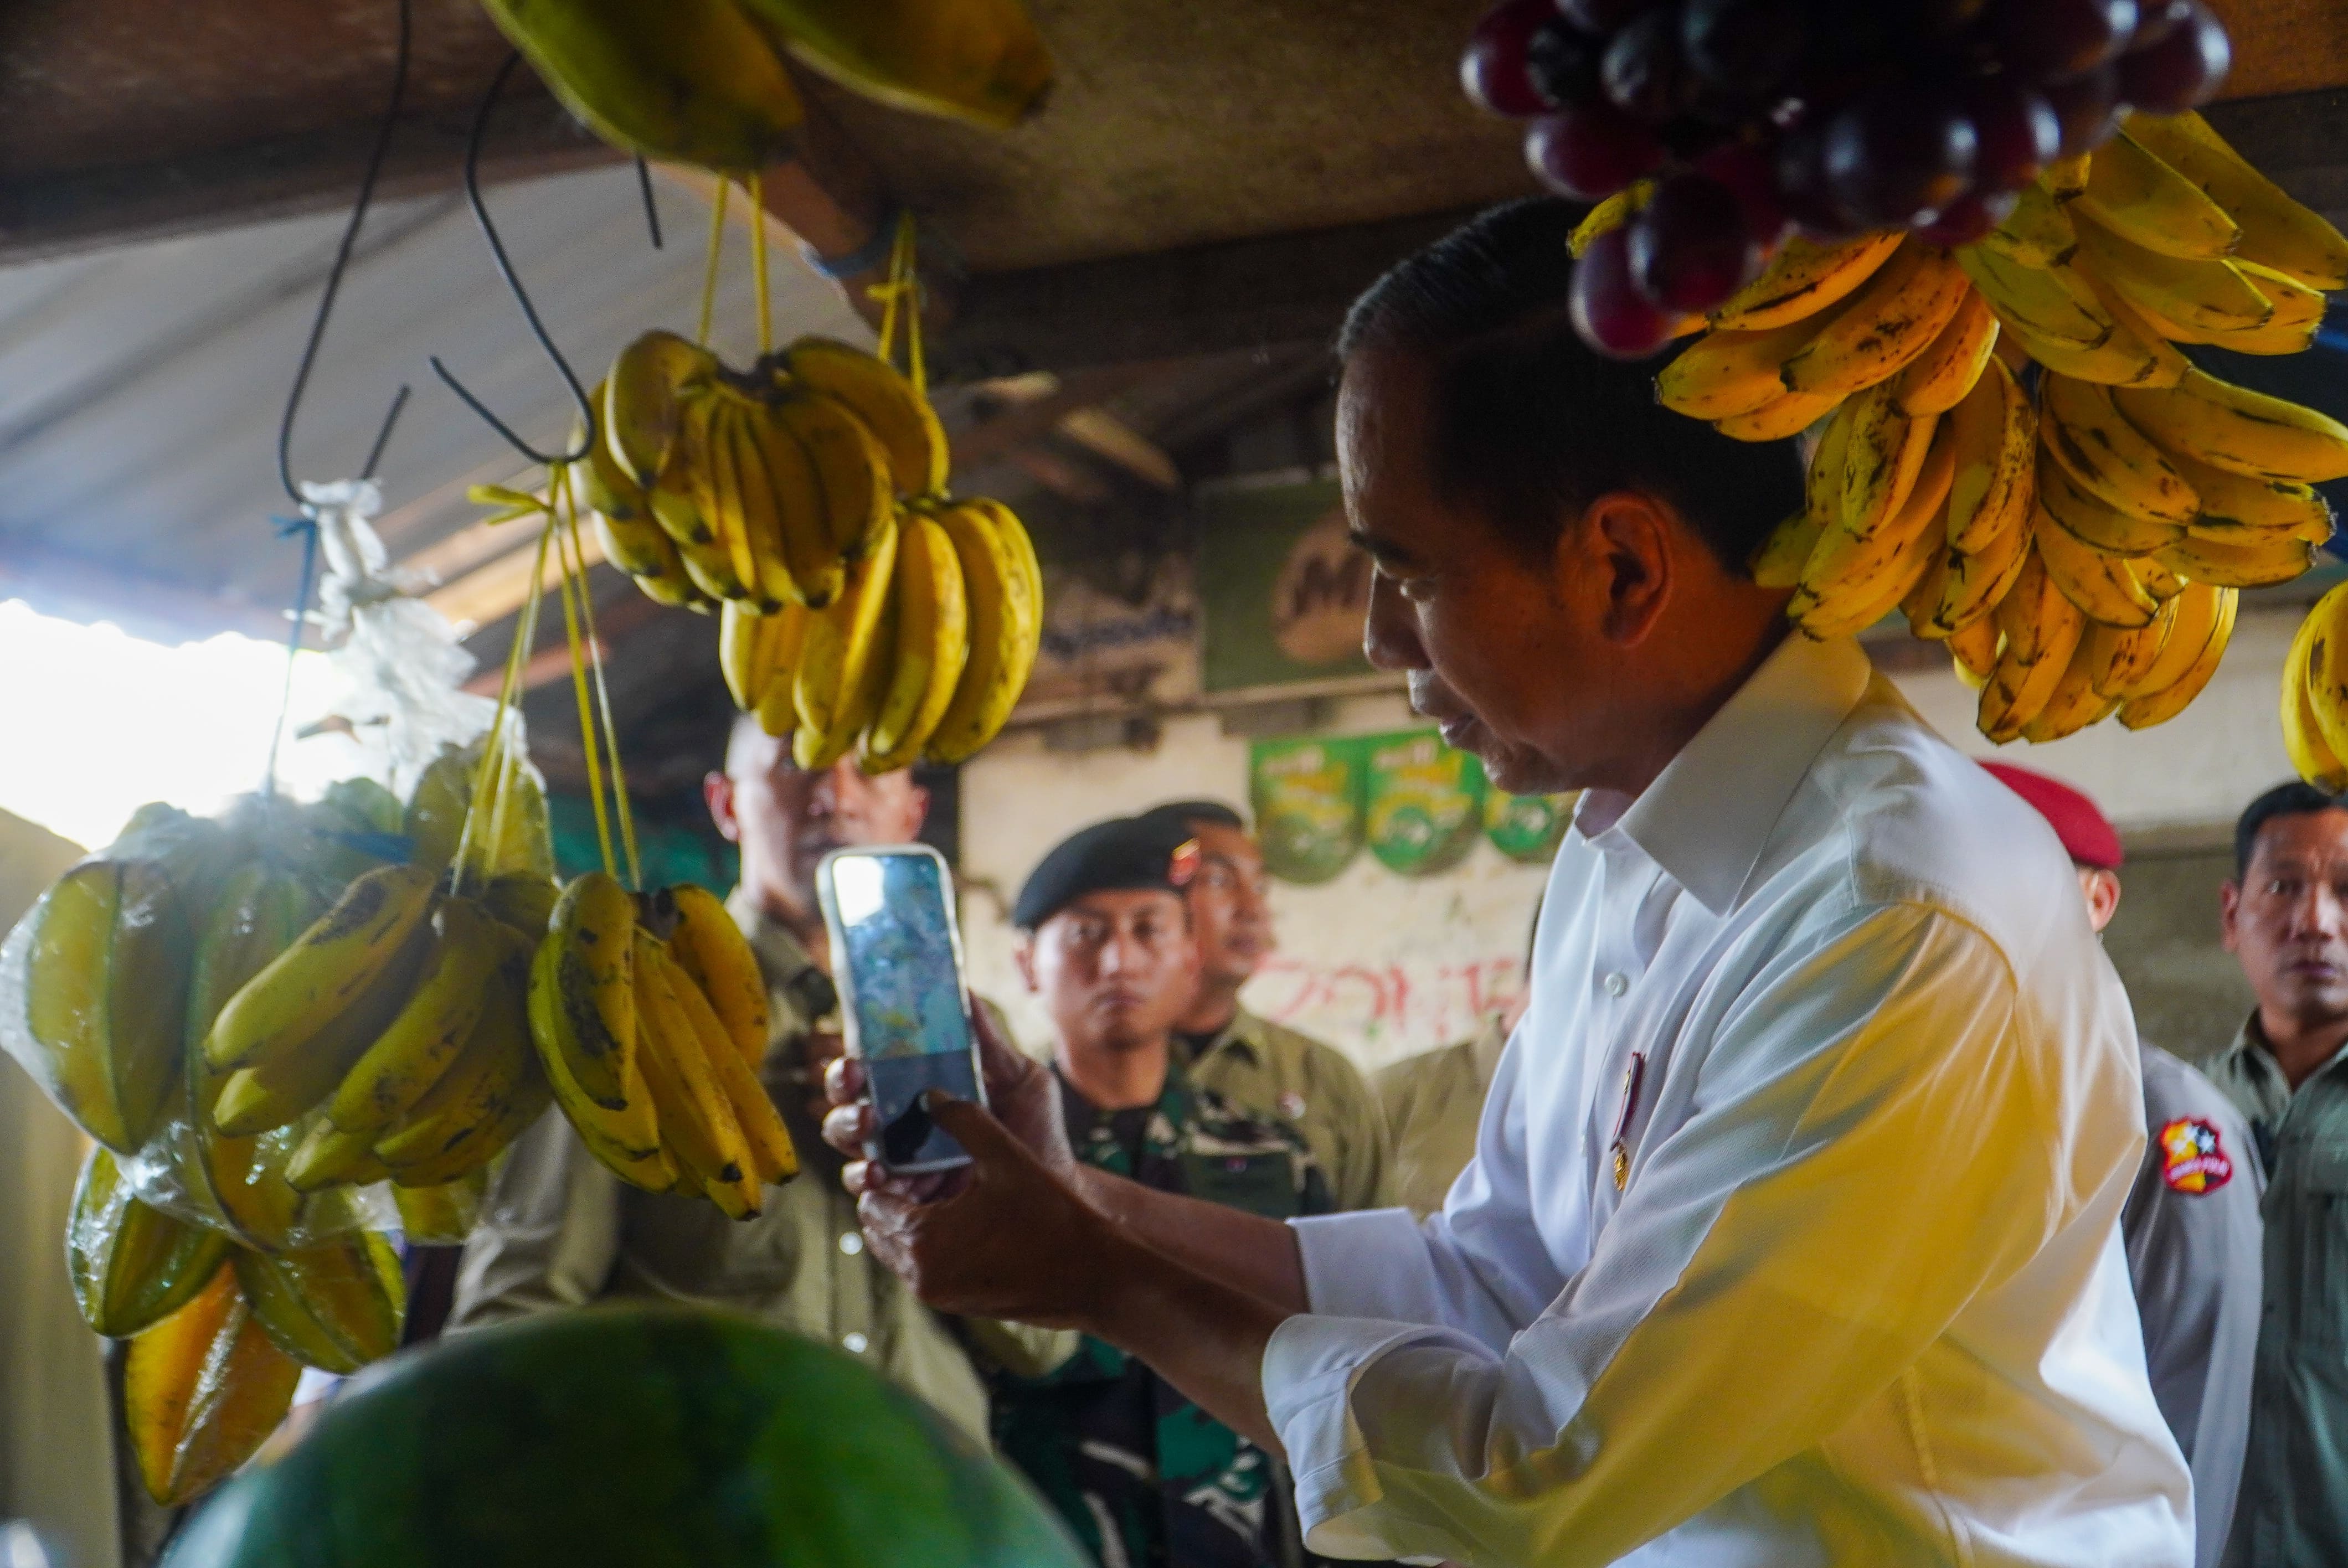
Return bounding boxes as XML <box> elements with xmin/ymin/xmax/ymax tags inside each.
<box><xmin>750</xmin><ymin>176</ymin><xmax>772</xmax><ymax>357</ymax></box>
<box><xmin>697</xmin><ymin>179</ymin><xmax>730</xmax><ymax>350</ymax></box>
<box><xmin>552</xmin><ymin>470</ymin><xmax>617</xmax><ymax>881</ymax></box>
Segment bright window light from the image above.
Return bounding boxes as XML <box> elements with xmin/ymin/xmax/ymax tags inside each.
<box><xmin>0</xmin><ymin>600</ymin><xmax>364</xmax><ymax>851</ymax></box>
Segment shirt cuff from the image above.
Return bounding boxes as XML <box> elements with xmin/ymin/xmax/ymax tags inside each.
<box><xmin>1291</xmin><ymin>1206</ymin><xmax>1440</xmax><ymax>1319</ymax></box>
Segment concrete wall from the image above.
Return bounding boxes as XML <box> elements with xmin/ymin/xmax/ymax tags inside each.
<box><xmin>960</xmin><ymin>604</ymin><xmax>2304</xmax><ymax>1072</ymax></box>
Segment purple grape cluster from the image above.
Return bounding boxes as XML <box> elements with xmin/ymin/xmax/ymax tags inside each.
<box><xmin>1462</xmin><ymin>0</ymin><xmax>2233</xmax><ymax>356</ymax></box>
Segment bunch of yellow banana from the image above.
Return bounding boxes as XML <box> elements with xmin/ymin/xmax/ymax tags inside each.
<box><xmin>720</xmin><ymin>493</ymin><xmax>1043</xmax><ymax>771</ymax></box>
<box><xmin>2282</xmin><ymin>582</ymin><xmax>2348</xmax><ymax>791</ymax></box>
<box><xmin>579</xmin><ymin>331</ymin><xmax>1048</xmax><ymax>768</ymax></box>
<box><xmin>1657</xmin><ymin>107</ymin><xmax>2348</xmax><ymax>745</ymax></box>
<box><xmin>195</xmin><ymin>865</ymin><xmax>554</xmax><ymax>1195</ymax></box>
<box><xmin>580</xmin><ymin>331</ymin><xmax>946</xmax><ymax>615</ymax></box>
<box><xmin>529</xmin><ymin>872</ymin><xmax>799</xmax><ymax>1219</ymax></box>
<box><xmin>482</xmin><ymin>0</ymin><xmax>1051</xmax><ymax>169</ymax></box>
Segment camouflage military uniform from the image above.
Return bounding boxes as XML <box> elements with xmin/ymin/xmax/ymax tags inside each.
<box><xmin>992</xmin><ymin>1059</ymin><xmax>1331</xmax><ymax>1568</ymax></box>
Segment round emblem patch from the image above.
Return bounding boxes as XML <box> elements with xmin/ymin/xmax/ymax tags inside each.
<box><xmin>2159</xmin><ymin>1117</ymin><xmax>2234</xmax><ymax>1195</ymax></box>
<box><xmin>1276</xmin><ymin>1090</ymin><xmax>1307</xmax><ymax>1121</ymax></box>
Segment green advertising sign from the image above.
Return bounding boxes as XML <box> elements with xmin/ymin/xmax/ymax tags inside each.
<box><xmin>1250</xmin><ymin>736</ymin><xmax>1366</xmax><ymax>884</ymax></box>
<box><xmin>1363</xmin><ymin>729</ymin><xmax>1485</xmax><ymax>877</ymax></box>
<box><xmin>1482</xmin><ymin>783</ymin><xmax>1578</xmax><ymax>863</ymax></box>
<box><xmin>1249</xmin><ymin>730</ymin><xmax>1579</xmax><ymax>883</ymax></box>
<box><xmin>1195</xmin><ymin>475</ymin><xmax>1373</xmax><ymax>694</ymax></box>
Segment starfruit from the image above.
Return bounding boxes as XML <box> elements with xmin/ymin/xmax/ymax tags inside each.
<box><xmin>23</xmin><ymin>856</ymin><xmax>195</xmax><ymax>1151</ymax></box>
<box><xmin>66</xmin><ymin>1145</ymin><xmax>231</xmax><ymax>1338</ymax></box>
<box><xmin>404</xmin><ymin>741</ymin><xmax>555</xmax><ymax>882</ymax></box>
<box><xmin>124</xmin><ymin>1262</ymin><xmax>302</xmax><ymax>1506</ymax></box>
<box><xmin>231</xmin><ymin>1230</ymin><xmax>406</xmax><ymax>1374</ymax></box>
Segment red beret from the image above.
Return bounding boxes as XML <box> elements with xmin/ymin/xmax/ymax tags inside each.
<box><xmin>1980</xmin><ymin>761</ymin><xmax>2123</xmax><ymax>870</ymax></box>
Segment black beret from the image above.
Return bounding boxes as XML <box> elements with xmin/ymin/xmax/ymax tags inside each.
<box><xmin>1137</xmin><ymin>798</ymin><xmax>1247</xmax><ymax>834</ymax></box>
<box><xmin>1015</xmin><ymin>816</ymin><xmax>1202</xmax><ymax>930</ymax></box>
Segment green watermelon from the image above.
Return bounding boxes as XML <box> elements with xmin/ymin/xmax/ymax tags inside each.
<box><xmin>164</xmin><ymin>1306</ymin><xmax>1085</xmax><ymax>1568</ymax></box>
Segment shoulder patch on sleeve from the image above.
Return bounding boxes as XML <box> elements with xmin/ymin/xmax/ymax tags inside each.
<box><xmin>2158</xmin><ymin>1117</ymin><xmax>2234</xmax><ymax>1194</ymax></box>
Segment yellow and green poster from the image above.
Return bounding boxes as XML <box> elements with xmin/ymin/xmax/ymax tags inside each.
<box><xmin>1250</xmin><ymin>736</ymin><xmax>1366</xmax><ymax>884</ymax></box>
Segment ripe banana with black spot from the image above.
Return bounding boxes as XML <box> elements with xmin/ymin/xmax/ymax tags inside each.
<box><xmin>1708</xmin><ymin>231</ymin><xmax>1906</xmax><ymax>332</ymax></box>
<box><xmin>2119</xmin><ymin>584</ymin><xmax>2236</xmax><ymax>730</ymax></box>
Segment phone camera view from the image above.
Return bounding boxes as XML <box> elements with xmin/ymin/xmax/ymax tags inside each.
<box><xmin>827</xmin><ymin>851</ymin><xmax>980</xmax><ymax>1170</ymax></box>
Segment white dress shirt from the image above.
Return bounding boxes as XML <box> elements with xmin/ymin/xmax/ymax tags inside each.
<box><xmin>1263</xmin><ymin>633</ymin><xmax>2192</xmax><ymax>1567</ymax></box>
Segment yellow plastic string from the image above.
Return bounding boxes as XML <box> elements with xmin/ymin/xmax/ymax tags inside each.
<box><xmin>697</xmin><ymin>178</ymin><xmax>731</xmax><ymax>348</ymax></box>
<box><xmin>749</xmin><ymin>174</ymin><xmax>773</xmax><ymax>357</ymax></box>
<box><xmin>867</xmin><ymin>214</ymin><xmax>926</xmax><ymax>399</ymax></box>
<box><xmin>452</xmin><ymin>499</ymin><xmax>554</xmax><ymax>894</ymax></box>
<box><xmin>564</xmin><ymin>501</ymin><xmax>643</xmax><ymax>890</ymax></box>
<box><xmin>549</xmin><ymin>466</ymin><xmax>617</xmax><ymax>879</ymax></box>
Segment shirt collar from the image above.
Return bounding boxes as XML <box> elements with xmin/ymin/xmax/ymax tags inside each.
<box><xmin>1182</xmin><ymin>1010</ymin><xmax>1262</xmax><ymax>1069</ymax></box>
<box><xmin>1601</xmin><ymin>631</ymin><xmax>1873</xmax><ymax>916</ymax></box>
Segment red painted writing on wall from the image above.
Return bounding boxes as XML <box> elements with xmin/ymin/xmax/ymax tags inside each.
<box><xmin>1249</xmin><ymin>953</ymin><xmax>1526</xmax><ymax>1054</ymax></box>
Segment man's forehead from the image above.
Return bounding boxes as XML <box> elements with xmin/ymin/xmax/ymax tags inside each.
<box><xmin>2251</xmin><ymin>809</ymin><xmax>2348</xmax><ymax>868</ymax></box>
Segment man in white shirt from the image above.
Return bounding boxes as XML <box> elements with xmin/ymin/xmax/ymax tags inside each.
<box><xmin>823</xmin><ymin>199</ymin><xmax>2193</xmax><ymax>1567</ymax></box>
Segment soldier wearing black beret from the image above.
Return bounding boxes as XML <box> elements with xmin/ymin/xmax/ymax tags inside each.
<box><xmin>992</xmin><ymin>815</ymin><xmax>1332</xmax><ymax>1568</ymax></box>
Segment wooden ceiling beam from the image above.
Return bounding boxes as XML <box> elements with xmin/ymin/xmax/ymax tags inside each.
<box><xmin>0</xmin><ymin>96</ymin><xmax>611</xmax><ymax>270</ymax></box>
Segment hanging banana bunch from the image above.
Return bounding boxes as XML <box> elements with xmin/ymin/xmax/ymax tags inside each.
<box><xmin>1627</xmin><ymin>109</ymin><xmax>2348</xmax><ymax>750</ymax></box>
<box><xmin>478</xmin><ymin>0</ymin><xmax>1053</xmax><ymax>158</ymax></box>
<box><xmin>578</xmin><ymin>199</ymin><xmax>1046</xmax><ymax>770</ymax></box>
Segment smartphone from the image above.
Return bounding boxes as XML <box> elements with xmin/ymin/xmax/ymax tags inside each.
<box><xmin>815</xmin><ymin>844</ymin><xmax>985</xmax><ymax>1173</ymax></box>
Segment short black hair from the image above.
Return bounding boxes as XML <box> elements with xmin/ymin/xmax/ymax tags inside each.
<box><xmin>1138</xmin><ymin>799</ymin><xmax>1246</xmax><ymax>834</ymax></box>
<box><xmin>2234</xmin><ymin>781</ymin><xmax>2348</xmax><ymax>877</ymax></box>
<box><xmin>1337</xmin><ymin>198</ymin><xmax>1804</xmax><ymax>572</ymax></box>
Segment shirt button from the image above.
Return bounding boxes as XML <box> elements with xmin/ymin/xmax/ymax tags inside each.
<box><xmin>842</xmin><ymin>1331</ymin><xmax>869</xmax><ymax>1354</ymax></box>
<box><xmin>838</xmin><ymin>1231</ymin><xmax>864</xmax><ymax>1256</ymax></box>
<box><xmin>1603</xmin><ymin>972</ymin><xmax>1629</xmax><ymax>998</ymax></box>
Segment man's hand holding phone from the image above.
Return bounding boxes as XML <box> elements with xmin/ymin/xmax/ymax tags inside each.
<box><xmin>821</xmin><ymin>1005</ymin><xmax>1114</xmax><ymax>1326</ymax></box>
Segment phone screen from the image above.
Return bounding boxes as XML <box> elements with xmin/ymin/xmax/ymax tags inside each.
<box><xmin>823</xmin><ymin>849</ymin><xmax>980</xmax><ymax>1171</ymax></box>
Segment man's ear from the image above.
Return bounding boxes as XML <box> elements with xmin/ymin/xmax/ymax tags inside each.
<box><xmin>2220</xmin><ymin>879</ymin><xmax>2242</xmax><ymax>952</ymax></box>
<box><xmin>1014</xmin><ymin>936</ymin><xmax>1039</xmax><ymax>994</ymax></box>
<box><xmin>706</xmin><ymin>771</ymin><xmax>740</xmax><ymax>844</ymax></box>
<box><xmin>1573</xmin><ymin>491</ymin><xmax>1676</xmax><ymax>647</ymax></box>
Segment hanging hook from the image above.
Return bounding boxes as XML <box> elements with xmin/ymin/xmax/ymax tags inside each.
<box><xmin>635</xmin><ymin>156</ymin><xmax>665</xmax><ymax>250</ymax></box>
<box><xmin>276</xmin><ymin>0</ymin><xmax>413</xmax><ymax>504</ymax></box>
<box><xmin>428</xmin><ymin>50</ymin><xmax>596</xmax><ymax>466</ymax></box>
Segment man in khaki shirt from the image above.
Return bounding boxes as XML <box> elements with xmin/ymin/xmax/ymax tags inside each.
<box><xmin>1137</xmin><ymin>800</ymin><xmax>1392</xmax><ymax>1211</ymax></box>
<box><xmin>450</xmin><ymin>719</ymin><xmax>1041</xmax><ymax>1444</ymax></box>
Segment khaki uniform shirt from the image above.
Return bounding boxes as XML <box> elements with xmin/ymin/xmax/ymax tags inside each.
<box><xmin>1178</xmin><ymin>1009</ymin><xmax>1392</xmax><ymax>1212</ymax></box>
<box><xmin>1371</xmin><ymin>1018</ymin><xmax>1507</xmax><ymax>1220</ymax></box>
<box><xmin>2207</xmin><ymin>1015</ymin><xmax>2348</xmax><ymax>1568</ymax></box>
<box><xmin>450</xmin><ymin>893</ymin><xmax>1031</xmax><ymax>1448</ymax></box>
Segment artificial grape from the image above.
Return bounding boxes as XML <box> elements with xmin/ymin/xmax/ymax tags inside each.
<box><xmin>2042</xmin><ymin>63</ymin><xmax>2123</xmax><ymax>156</ymax></box>
<box><xmin>1917</xmin><ymin>188</ymin><xmax>2020</xmax><ymax>245</ymax></box>
<box><xmin>1695</xmin><ymin>140</ymin><xmax>1788</xmax><ymax>247</ymax></box>
<box><xmin>1822</xmin><ymin>86</ymin><xmax>1979</xmax><ymax>229</ymax></box>
<box><xmin>1559</xmin><ymin>0</ymin><xmax>1661</xmax><ymax>32</ymax></box>
<box><xmin>1571</xmin><ymin>226</ymin><xmax>1686</xmax><ymax>359</ymax></box>
<box><xmin>1961</xmin><ymin>75</ymin><xmax>2062</xmax><ymax>192</ymax></box>
<box><xmin>1526</xmin><ymin>21</ymin><xmax>1608</xmax><ymax>111</ymax></box>
<box><xmin>2117</xmin><ymin>1</ymin><xmax>2231</xmax><ymax>112</ymax></box>
<box><xmin>1525</xmin><ymin>101</ymin><xmax>1668</xmax><ymax>200</ymax></box>
<box><xmin>1990</xmin><ymin>0</ymin><xmax>2139</xmax><ymax>84</ymax></box>
<box><xmin>2128</xmin><ymin>0</ymin><xmax>2193</xmax><ymax>45</ymax></box>
<box><xmin>1603</xmin><ymin>8</ymin><xmax>1691</xmax><ymax>124</ymax></box>
<box><xmin>1461</xmin><ymin>0</ymin><xmax>1571</xmax><ymax>117</ymax></box>
<box><xmin>1681</xmin><ymin>0</ymin><xmax>1808</xmax><ymax>98</ymax></box>
<box><xmin>1775</xmin><ymin>123</ymin><xmax>1856</xmax><ymax>238</ymax></box>
<box><xmin>1628</xmin><ymin>173</ymin><xmax>1760</xmax><ymax>311</ymax></box>
<box><xmin>1895</xmin><ymin>0</ymin><xmax>1991</xmax><ymax>40</ymax></box>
